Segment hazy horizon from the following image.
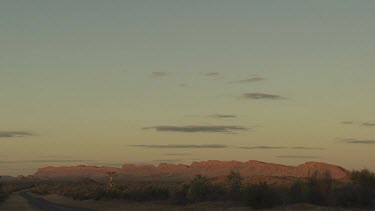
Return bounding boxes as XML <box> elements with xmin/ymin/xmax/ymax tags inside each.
<box><xmin>1</xmin><ymin>0</ymin><xmax>375</xmax><ymax>176</ymax></box>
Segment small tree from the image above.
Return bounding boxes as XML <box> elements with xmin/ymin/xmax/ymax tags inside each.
<box><xmin>351</xmin><ymin>169</ymin><xmax>375</xmax><ymax>188</ymax></box>
<box><xmin>106</xmin><ymin>172</ymin><xmax>118</xmax><ymax>190</ymax></box>
<box><xmin>290</xmin><ymin>180</ymin><xmax>307</xmax><ymax>203</ymax></box>
<box><xmin>350</xmin><ymin>169</ymin><xmax>375</xmax><ymax>207</ymax></box>
<box><xmin>243</xmin><ymin>182</ymin><xmax>277</xmax><ymax>209</ymax></box>
<box><xmin>308</xmin><ymin>170</ymin><xmax>333</xmax><ymax>205</ymax></box>
<box><xmin>226</xmin><ymin>170</ymin><xmax>242</xmax><ymax>200</ymax></box>
<box><xmin>187</xmin><ymin>175</ymin><xmax>211</xmax><ymax>202</ymax></box>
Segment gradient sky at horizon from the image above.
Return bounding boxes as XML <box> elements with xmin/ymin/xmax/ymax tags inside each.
<box><xmin>1</xmin><ymin>0</ymin><xmax>375</xmax><ymax>176</ymax></box>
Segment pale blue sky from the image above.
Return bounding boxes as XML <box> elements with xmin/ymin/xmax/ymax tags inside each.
<box><xmin>1</xmin><ymin>0</ymin><xmax>375</xmax><ymax>175</ymax></box>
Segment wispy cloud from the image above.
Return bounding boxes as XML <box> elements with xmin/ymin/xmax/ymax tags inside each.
<box><xmin>341</xmin><ymin>121</ymin><xmax>354</xmax><ymax>125</ymax></box>
<box><xmin>205</xmin><ymin>72</ymin><xmax>219</xmax><ymax>77</ymax></box>
<box><xmin>208</xmin><ymin>114</ymin><xmax>237</xmax><ymax>118</ymax></box>
<box><xmin>239</xmin><ymin>146</ymin><xmax>324</xmax><ymax>150</ymax></box>
<box><xmin>162</xmin><ymin>153</ymin><xmax>192</xmax><ymax>156</ymax></box>
<box><xmin>242</xmin><ymin>93</ymin><xmax>285</xmax><ymax>100</ymax></box>
<box><xmin>239</xmin><ymin>146</ymin><xmax>288</xmax><ymax>149</ymax></box>
<box><xmin>276</xmin><ymin>155</ymin><xmax>320</xmax><ymax>159</ymax></box>
<box><xmin>129</xmin><ymin>144</ymin><xmax>228</xmax><ymax>149</ymax></box>
<box><xmin>151</xmin><ymin>71</ymin><xmax>167</xmax><ymax>78</ymax></box>
<box><xmin>143</xmin><ymin>125</ymin><xmax>247</xmax><ymax>133</ymax></box>
<box><xmin>340</xmin><ymin>121</ymin><xmax>375</xmax><ymax>127</ymax></box>
<box><xmin>231</xmin><ymin>77</ymin><xmax>265</xmax><ymax>84</ymax></box>
<box><xmin>361</xmin><ymin>122</ymin><xmax>375</xmax><ymax>127</ymax></box>
<box><xmin>0</xmin><ymin>131</ymin><xmax>34</xmax><ymax>138</ymax></box>
<box><xmin>0</xmin><ymin>160</ymin><xmax>91</xmax><ymax>164</ymax></box>
<box><xmin>289</xmin><ymin>147</ymin><xmax>324</xmax><ymax>150</ymax></box>
<box><xmin>38</xmin><ymin>155</ymin><xmax>58</xmax><ymax>158</ymax></box>
<box><xmin>339</xmin><ymin>138</ymin><xmax>375</xmax><ymax>144</ymax></box>
<box><xmin>154</xmin><ymin>159</ymin><xmax>183</xmax><ymax>163</ymax></box>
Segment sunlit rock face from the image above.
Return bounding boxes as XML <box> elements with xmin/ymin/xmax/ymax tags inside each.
<box><xmin>33</xmin><ymin>160</ymin><xmax>350</xmax><ymax>182</ymax></box>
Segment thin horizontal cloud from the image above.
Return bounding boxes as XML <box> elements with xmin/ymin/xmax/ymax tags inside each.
<box><xmin>290</xmin><ymin>147</ymin><xmax>324</xmax><ymax>150</ymax></box>
<box><xmin>361</xmin><ymin>122</ymin><xmax>375</xmax><ymax>127</ymax></box>
<box><xmin>239</xmin><ymin>146</ymin><xmax>324</xmax><ymax>150</ymax></box>
<box><xmin>239</xmin><ymin>146</ymin><xmax>288</xmax><ymax>149</ymax></box>
<box><xmin>231</xmin><ymin>77</ymin><xmax>265</xmax><ymax>84</ymax></box>
<box><xmin>151</xmin><ymin>71</ymin><xmax>167</xmax><ymax>77</ymax></box>
<box><xmin>38</xmin><ymin>155</ymin><xmax>58</xmax><ymax>158</ymax></box>
<box><xmin>191</xmin><ymin>158</ymin><xmax>202</xmax><ymax>161</ymax></box>
<box><xmin>339</xmin><ymin>138</ymin><xmax>375</xmax><ymax>144</ymax></box>
<box><xmin>87</xmin><ymin>162</ymin><xmax>123</xmax><ymax>167</ymax></box>
<box><xmin>340</xmin><ymin>121</ymin><xmax>375</xmax><ymax>127</ymax></box>
<box><xmin>276</xmin><ymin>155</ymin><xmax>320</xmax><ymax>159</ymax></box>
<box><xmin>242</xmin><ymin>93</ymin><xmax>285</xmax><ymax>100</ymax></box>
<box><xmin>129</xmin><ymin>144</ymin><xmax>228</xmax><ymax>149</ymax></box>
<box><xmin>341</xmin><ymin>121</ymin><xmax>354</xmax><ymax>125</ymax></box>
<box><xmin>205</xmin><ymin>72</ymin><xmax>219</xmax><ymax>77</ymax></box>
<box><xmin>0</xmin><ymin>160</ymin><xmax>91</xmax><ymax>164</ymax></box>
<box><xmin>154</xmin><ymin>159</ymin><xmax>183</xmax><ymax>163</ymax></box>
<box><xmin>162</xmin><ymin>153</ymin><xmax>192</xmax><ymax>156</ymax></box>
<box><xmin>0</xmin><ymin>131</ymin><xmax>34</xmax><ymax>138</ymax></box>
<box><xmin>143</xmin><ymin>125</ymin><xmax>247</xmax><ymax>133</ymax></box>
<box><xmin>208</xmin><ymin>114</ymin><xmax>237</xmax><ymax>118</ymax></box>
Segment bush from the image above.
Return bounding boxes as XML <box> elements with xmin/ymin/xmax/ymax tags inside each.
<box><xmin>289</xmin><ymin>180</ymin><xmax>308</xmax><ymax>203</ymax></box>
<box><xmin>169</xmin><ymin>183</ymin><xmax>189</xmax><ymax>204</ymax></box>
<box><xmin>187</xmin><ymin>175</ymin><xmax>212</xmax><ymax>202</ymax></box>
<box><xmin>226</xmin><ymin>171</ymin><xmax>242</xmax><ymax>200</ymax></box>
<box><xmin>349</xmin><ymin>169</ymin><xmax>375</xmax><ymax>207</ymax></box>
<box><xmin>351</xmin><ymin>169</ymin><xmax>375</xmax><ymax>188</ymax></box>
<box><xmin>0</xmin><ymin>184</ymin><xmax>6</xmax><ymax>202</ymax></box>
<box><xmin>27</xmin><ymin>170</ymin><xmax>375</xmax><ymax>209</ymax></box>
<box><xmin>308</xmin><ymin>171</ymin><xmax>333</xmax><ymax>205</ymax></box>
<box><xmin>242</xmin><ymin>182</ymin><xmax>278</xmax><ymax>209</ymax></box>
<box><xmin>124</xmin><ymin>183</ymin><xmax>169</xmax><ymax>201</ymax></box>
<box><xmin>334</xmin><ymin>184</ymin><xmax>358</xmax><ymax>207</ymax></box>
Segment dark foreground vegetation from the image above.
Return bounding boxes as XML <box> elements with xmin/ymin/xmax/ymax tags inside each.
<box><xmin>27</xmin><ymin>169</ymin><xmax>375</xmax><ymax>209</ymax></box>
<box><xmin>0</xmin><ymin>176</ymin><xmax>33</xmax><ymax>202</ymax></box>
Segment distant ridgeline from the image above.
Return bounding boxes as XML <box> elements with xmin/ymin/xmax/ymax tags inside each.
<box><xmin>31</xmin><ymin>160</ymin><xmax>350</xmax><ymax>183</ymax></box>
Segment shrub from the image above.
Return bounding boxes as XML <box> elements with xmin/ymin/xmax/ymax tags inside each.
<box><xmin>124</xmin><ymin>183</ymin><xmax>169</xmax><ymax>201</ymax></box>
<box><xmin>242</xmin><ymin>182</ymin><xmax>278</xmax><ymax>209</ymax></box>
<box><xmin>226</xmin><ymin>170</ymin><xmax>242</xmax><ymax>200</ymax></box>
<box><xmin>308</xmin><ymin>170</ymin><xmax>333</xmax><ymax>205</ymax></box>
<box><xmin>169</xmin><ymin>183</ymin><xmax>189</xmax><ymax>204</ymax></box>
<box><xmin>349</xmin><ymin>169</ymin><xmax>375</xmax><ymax>207</ymax></box>
<box><xmin>187</xmin><ymin>175</ymin><xmax>211</xmax><ymax>202</ymax></box>
<box><xmin>351</xmin><ymin>169</ymin><xmax>375</xmax><ymax>188</ymax></box>
<box><xmin>289</xmin><ymin>180</ymin><xmax>308</xmax><ymax>203</ymax></box>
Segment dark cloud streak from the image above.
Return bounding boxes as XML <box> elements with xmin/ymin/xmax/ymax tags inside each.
<box><xmin>231</xmin><ymin>77</ymin><xmax>265</xmax><ymax>84</ymax></box>
<box><xmin>242</xmin><ymin>93</ymin><xmax>285</xmax><ymax>100</ymax></box>
<box><xmin>208</xmin><ymin>114</ymin><xmax>237</xmax><ymax>118</ymax></box>
<box><xmin>362</xmin><ymin>122</ymin><xmax>375</xmax><ymax>127</ymax></box>
<box><xmin>239</xmin><ymin>146</ymin><xmax>287</xmax><ymax>149</ymax></box>
<box><xmin>276</xmin><ymin>156</ymin><xmax>320</xmax><ymax>159</ymax></box>
<box><xmin>205</xmin><ymin>72</ymin><xmax>219</xmax><ymax>77</ymax></box>
<box><xmin>129</xmin><ymin>144</ymin><xmax>228</xmax><ymax>149</ymax></box>
<box><xmin>143</xmin><ymin>125</ymin><xmax>247</xmax><ymax>133</ymax></box>
<box><xmin>0</xmin><ymin>131</ymin><xmax>34</xmax><ymax>138</ymax></box>
<box><xmin>239</xmin><ymin>146</ymin><xmax>324</xmax><ymax>150</ymax></box>
<box><xmin>162</xmin><ymin>153</ymin><xmax>192</xmax><ymax>156</ymax></box>
<box><xmin>341</xmin><ymin>121</ymin><xmax>354</xmax><ymax>125</ymax></box>
<box><xmin>151</xmin><ymin>72</ymin><xmax>167</xmax><ymax>77</ymax></box>
<box><xmin>340</xmin><ymin>138</ymin><xmax>375</xmax><ymax>144</ymax></box>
